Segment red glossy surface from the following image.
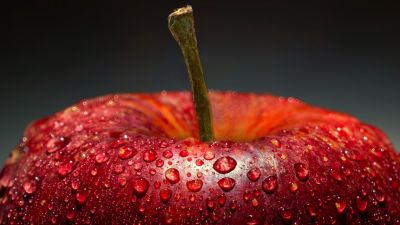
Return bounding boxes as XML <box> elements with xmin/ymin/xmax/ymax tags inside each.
<box><xmin>0</xmin><ymin>91</ymin><xmax>399</xmax><ymax>224</ymax></box>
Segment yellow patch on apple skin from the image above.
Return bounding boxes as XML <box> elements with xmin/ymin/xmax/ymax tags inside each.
<box><xmin>6</xmin><ymin>147</ymin><xmax>22</xmax><ymax>166</ymax></box>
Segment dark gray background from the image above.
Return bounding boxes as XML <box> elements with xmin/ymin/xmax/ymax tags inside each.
<box><xmin>1</xmin><ymin>1</ymin><xmax>399</xmax><ymax>163</ymax></box>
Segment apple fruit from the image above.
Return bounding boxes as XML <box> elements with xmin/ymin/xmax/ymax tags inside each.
<box><xmin>1</xmin><ymin>6</ymin><xmax>399</xmax><ymax>225</ymax></box>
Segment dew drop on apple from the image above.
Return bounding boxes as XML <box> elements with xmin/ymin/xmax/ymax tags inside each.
<box><xmin>132</xmin><ymin>177</ymin><xmax>149</xmax><ymax>196</ymax></box>
<box><xmin>154</xmin><ymin>181</ymin><xmax>161</xmax><ymax>189</ymax></box>
<box><xmin>230</xmin><ymin>200</ymin><xmax>238</xmax><ymax>211</ymax></box>
<box><xmin>179</xmin><ymin>150</ymin><xmax>189</xmax><ymax>157</ymax></box>
<box><xmin>134</xmin><ymin>162</ymin><xmax>143</xmax><ymax>171</ymax></box>
<box><xmin>356</xmin><ymin>195</ymin><xmax>368</xmax><ymax>213</ymax></box>
<box><xmin>213</xmin><ymin>156</ymin><xmax>237</xmax><ymax>174</ymax></box>
<box><xmin>280</xmin><ymin>209</ymin><xmax>292</xmax><ymax>222</ymax></box>
<box><xmin>189</xmin><ymin>194</ymin><xmax>196</xmax><ymax>203</ymax></box>
<box><xmin>218</xmin><ymin>194</ymin><xmax>226</xmax><ymax>206</ymax></box>
<box><xmin>155</xmin><ymin>159</ymin><xmax>164</xmax><ymax>167</ymax></box>
<box><xmin>118</xmin><ymin>146</ymin><xmax>136</xmax><ymax>159</ymax></box>
<box><xmin>159</xmin><ymin>188</ymin><xmax>172</xmax><ymax>203</ymax></box>
<box><xmin>118</xmin><ymin>177</ymin><xmax>127</xmax><ymax>187</ymax></box>
<box><xmin>162</xmin><ymin>150</ymin><xmax>173</xmax><ymax>158</ymax></box>
<box><xmin>306</xmin><ymin>204</ymin><xmax>317</xmax><ymax>217</ymax></box>
<box><xmin>58</xmin><ymin>162</ymin><xmax>74</xmax><ymax>178</ymax></box>
<box><xmin>203</xmin><ymin>150</ymin><xmax>215</xmax><ymax>160</ymax></box>
<box><xmin>113</xmin><ymin>164</ymin><xmax>124</xmax><ymax>174</ymax></box>
<box><xmin>165</xmin><ymin>168</ymin><xmax>180</xmax><ymax>184</ymax></box>
<box><xmin>247</xmin><ymin>168</ymin><xmax>261</xmax><ymax>181</ymax></box>
<box><xmin>373</xmin><ymin>189</ymin><xmax>385</xmax><ymax>202</ymax></box>
<box><xmin>143</xmin><ymin>150</ymin><xmax>157</xmax><ymax>162</ymax></box>
<box><xmin>294</xmin><ymin>163</ymin><xmax>309</xmax><ymax>181</ymax></box>
<box><xmin>243</xmin><ymin>191</ymin><xmax>252</xmax><ymax>202</ymax></box>
<box><xmin>23</xmin><ymin>181</ymin><xmax>37</xmax><ymax>195</ymax></box>
<box><xmin>251</xmin><ymin>198</ymin><xmax>259</xmax><ymax>207</ymax></box>
<box><xmin>245</xmin><ymin>214</ymin><xmax>260</xmax><ymax>225</ymax></box>
<box><xmin>335</xmin><ymin>198</ymin><xmax>347</xmax><ymax>214</ymax></box>
<box><xmin>90</xmin><ymin>168</ymin><xmax>97</xmax><ymax>176</ymax></box>
<box><xmin>66</xmin><ymin>209</ymin><xmax>75</xmax><ymax>221</ymax></box>
<box><xmin>46</xmin><ymin>136</ymin><xmax>70</xmax><ymax>153</ymax></box>
<box><xmin>187</xmin><ymin>179</ymin><xmax>203</xmax><ymax>192</ymax></box>
<box><xmin>206</xmin><ymin>198</ymin><xmax>215</xmax><ymax>209</ymax></box>
<box><xmin>76</xmin><ymin>190</ymin><xmax>89</xmax><ymax>205</ymax></box>
<box><xmin>329</xmin><ymin>169</ymin><xmax>342</xmax><ymax>181</ymax></box>
<box><xmin>159</xmin><ymin>141</ymin><xmax>169</xmax><ymax>148</ymax></box>
<box><xmin>95</xmin><ymin>152</ymin><xmax>110</xmax><ymax>164</ymax></box>
<box><xmin>195</xmin><ymin>159</ymin><xmax>204</xmax><ymax>166</ymax></box>
<box><xmin>217</xmin><ymin>177</ymin><xmax>236</xmax><ymax>192</ymax></box>
<box><xmin>262</xmin><ymin>175</ymin><xmax>278</xmax><ymax>194</ymax></box>
<box><xmin>71</xmin><ymin>181</ymin><xmax>80</xmax><ymax>190</ymax></box>
<box><xmin>288</xmin><ymin>181</ymin><xmax>298</xmax><ymax>193</ymax></box>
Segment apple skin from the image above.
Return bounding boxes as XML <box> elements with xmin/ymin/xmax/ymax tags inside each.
<box><xmin>0</xmin><ymin>91</ymin><xmax>399</xmax><ymax>224</ymax></box>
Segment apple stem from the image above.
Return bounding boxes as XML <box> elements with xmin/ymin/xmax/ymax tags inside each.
<box><xmin>168</xmin><ymin>6</ymin><xmax>214</xmax><ymax>142</ymax></box>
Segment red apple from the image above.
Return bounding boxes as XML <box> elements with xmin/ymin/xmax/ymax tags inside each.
<box><xmin>1</xmin><ymin>6</ymin><xmax>399</xmax><ymax>225</ymax></box>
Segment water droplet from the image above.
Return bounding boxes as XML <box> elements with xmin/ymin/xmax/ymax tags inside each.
<box><xmin>66</xmin><ymin>209</ymin><xmax>75</xmax><ymax>221</ymax></box>
<box><xmin>206</xmin><ymin>198</ymin><xmax>215</xmax><ymax>209</ymax></box>
<box><xmin>195</xmin><ymin>159</ymin><xmax>204</xmax><ymax>166</ymax></box>
<box><xmin>270</xmin><ymin>139</ymin><xmax>280</xmax><ymax>147</ymax></box>
<box><xmin>179</xmin><ymin>150</ymin><xmax>189</xmax><ymax>157</ymax></box>
<box><xmin>335</xmin><ymin>198</ymin><xmax>347</xmax><ymax>214</ymax></box>
<box><xmin>288</xmin><ymin>182</ymin><xmax>298</xmax><ymax>193</ymax></box>
<box><xmin>156</xmin><ymin>159</ymin><xmax>164</xmax><ymax>167</ymax></box>
<box><xmin>95</xmin><ymin>152</ymin><xmax>110</xmax><ymax>164</ymax></box>
<box><xmin>154</xmin><ymin>181</ymin><xmax>161</xmax><ymax>189</ymax></box>
<box><xmin>189</xmin><ymin>194</ymin><xmax>196</xmax><ymax>203</ymax></box>
<box><xmin>47</xmin><ymin>137</ymin><xmax>70</xmax><ymax>153</ymax></box>
<box><xmin>58</xmin><ymin>162</ymin><xmax>74</xmax><ymax>178</ymax></box>
<box><xmin>149</xmin><ymin>168</ymin><xmax>156</xmax><ymax>175</ymax></box>
<box><xmin>23</xmin><ymin>181</ymin><xmax>37</xmax><ymax>194</ymax></box>
<box><xmin>90</xmin><ymin>168</ymin><xmax>98</xmax><ymax>176</ymax></box>
<box><xmin>329</xmin><ymin>169</ymin><xmax>342</xmax><ymax>181</ymax></box>
<box><xmin>230</xmin><ymin>200</ymin><xmax>238</xmax><ymax>211</ymax></box>
<box><xmin>76</xmin><ymin>190</ymin><xmax>89</xmax><ymax>205</ymax></box>
<box><xmin>213</xmin><ymin>156</ymin><xmax>237</xmax><ymax>174</ymax></box>
<box><xmin>118</xmin><ymin>177</ymin><xmax>127</xmax><ymax>187</ymax></box>
<box><xmin>159</xmin><ymin>188</ymin><xmax>172</xmax><ymax>203</ymax></box>
<box><xmin>118</xmin><ymin>146</ymin><xmax>136</xmax><ymax>159</ymax></box>
<box><xmin>243</xmin><ymin>191</ymin><xmax>252</xmax><ymax>202</ymax></box>
<box><xmin>251</xmin><ymin>198</ymin><xmax>259</xmax><ymax>207</ymax></box>
<box><xmin>356</xmin><ymin>196</ymin><xmax>368</xmax><ymax>213</ymax></box>
<box><xmin>373</xmin><ymin>189</ymin><xmax>385</xmax><ymax>202</ymax></box>
<box><xmin>134</xmin><ymin>163</ymin><xmax>143</xmax><ymax>171</ymax></box>
<box><xmin>294</xmin><ymin>163</ymin><xmax>309</xmax><ymax>181</ymax></box>
<box><xmin>203</xmin><ymin>150</ymin><xmax>215</xmax><ymax>160</ymax></box>
<box><xmin>159</xmin><ymin>141</ymin><xmax>169</xmax><ymax>148</ymax></box>
<box><xmin>262</xmin><ymin>175</ymin><xmax>278</xmax><ymax>194</ymax></box>
<box><xmin>247</xmin><ymin>168</ymin><xmax>261</xmax><ymax>182</ymax></box>
<box><xmin>163</xmin><ymin>150</ymin><xmax>173</xmax><ymax>158</ymax></box>
<box><xmin>114</xmin><ymin>164</ymin><xmax>124</xmax><ymax>174</ymax></box>
<box><xmin>71</xmin><ymin>181</ymin><xmax>80</xmax><ymax>190</ymax></box>
<box><xmin>132</xmin><ymin>177</ymin><xmax>149</xmax><ymax>196</ymax></box>
<box><xmin>187</xmin><ymin>179</ymin><xmax>203</xmax><ymax>192</ymax></box>
<box><xmin>280</xmin><ymin>209</ymin><xmax>292</xmax><ymax>222</ymax></box>
<box><xmin>217</xmin><ymin>177</ymin><xmax>236</xmax><ymax>192</ymax></box>
<box><xmin>165</xmin><ymin>168</ymin><xmax>180</xmax><ymax>184</ymax></box>
<box><xmin>246</xmin><ymin>215</ymin><xmax>260</xmax><ymax>225</ymax></box>
<box><xmin>143</xmin><ymin>150</ymin><xmax>157</xmax><ymax>162</ymax></box>
<box><xmin>218</xmin><ymin>194</ymin><xmax>226</xmax><ymax>206</ymax></box>
<box><xmin>306</xmin><ymin>204</ymin><xmax>317</xmax><ymax>217</ymax></box>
